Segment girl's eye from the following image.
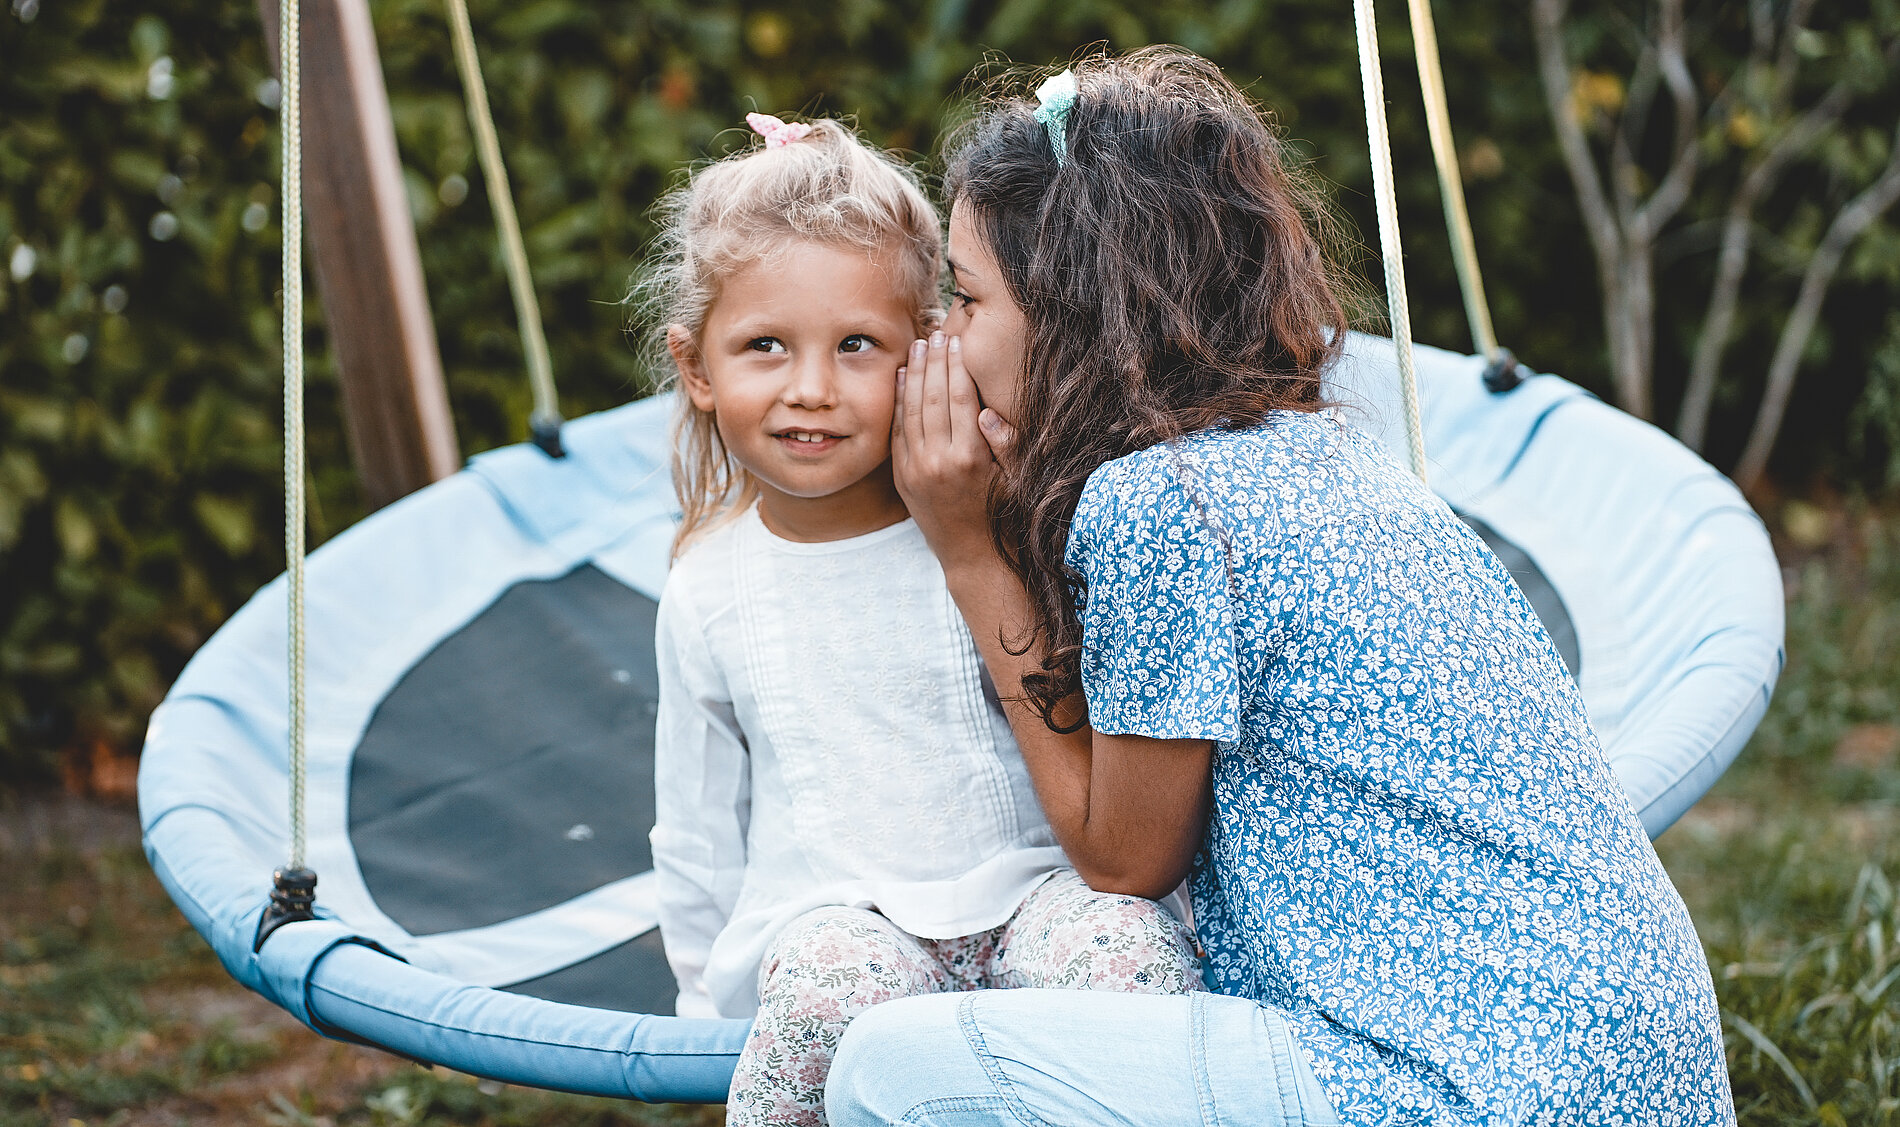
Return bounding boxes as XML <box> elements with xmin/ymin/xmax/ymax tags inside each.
<box><xmin>839</xmin><ymin>334</ymin><xmax>876</xmax><ymax>354</ymax></box>
<box><xmin>949</xmin><ymin>290</ymin><xmax>974</xmax><ymax>309</ymax></box>
<box><xmin>746</xmin><ymin>337</ymin><xmax>787</xmax><ymax>354</ymax></box>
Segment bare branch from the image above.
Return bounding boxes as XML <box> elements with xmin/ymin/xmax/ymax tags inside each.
<box><xmin>1532</xmin><ymin>0</ymin><xmax>1620</xmax><ymax>271</ymax></box>
<box><xmin>1706</xmin><ymin>0</ymin><xmax>1777</xmax><ymax>127</ymax></box>
<box><xmin>1632</xmin><ymin>0</ymin><xmax>1700</xmax><ymax>239</ymax></box>
<box><xmin>1678</xmin><ymin>78</ymin><xmax>1856</xmax><ymax>448</ymax></box>
<box><xmin>1772</xmin><ymin>0</ymin><xmax>1820</xmax><ymax>114</ymax></box>
<box><xmin>1734</xmin><ymin>127</ymin><xmax>1900</xmax><ymax>490</ymax></box>
<box><xmin>1750</xmin><ymin>0</ymin><xmax>1774</xmax><ymax>59</ymax></box>
<box><xmin>1613</xmin><ymin>43</ymin><xmax>1661</xmax><ymax>226</ymax></box>
<box><xmin>1532</xmin><ymin>0</ymin><xmax>1643</xmax><ymax>410</ymax></box>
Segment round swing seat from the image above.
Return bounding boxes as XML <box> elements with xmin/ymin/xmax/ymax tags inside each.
<box><xmin>139</xmin><ymin>334</ymin><xmax>1783</xmax><ymax>1098</ymax></box>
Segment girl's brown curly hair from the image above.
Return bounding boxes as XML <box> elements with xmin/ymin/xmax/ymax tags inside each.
<box><xmin>944</xmin><ymin>47</ymin><xmax>1357</xmax><ymax>731</ymax></box>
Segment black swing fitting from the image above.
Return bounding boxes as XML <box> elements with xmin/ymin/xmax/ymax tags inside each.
<box><xmin>1481</xmin><ymin>348</ymin><xmax>1528</xmax><ymax>394</ymax></box>
<box><xmin>254</xmin><ymin>866</ymin><xmax>319</xmax><ymax>951</ymax></box>
<box><xmin>530</xmin><ymin>411</ymin><xmax>567</xmax><ymax>459</ymax></box>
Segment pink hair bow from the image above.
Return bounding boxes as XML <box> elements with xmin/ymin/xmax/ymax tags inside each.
<box><xmin>747</xmin><ymin>112</ymin><xmax>812</xmax><ymax>148</ymax></box>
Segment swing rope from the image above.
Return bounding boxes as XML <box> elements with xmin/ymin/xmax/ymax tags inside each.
<box><xmin>1406</xmin><ymin>0</ymin><xmax>1497</xmax><ymax>364</ymax></box>
<box><xmin>1405</xmin><ymin>0</ymin><xmax>1522</xmax><ymax>392</ymax></box>
<box><xmin>281</xmin><ymin>0</ymin><xmax>307</xmax><ymax>873</ymax></box>
<box><xmin>257</xmin><ymin>0</ymin><xmax>318</xmax><ymax>950</ymax></box>
<box><xmin>257</xmin><ymin>0</ymin><xmax>572</xmax><ymax>951</ymax></box>
<box><xmin>1352</xmin><ymin>0</ymin><xmax>1428</xmax><ymax>483</ymax></box>
<box><xmin>445</xmin><ymin>0</ymin><xmax>565</xmax><ymax>457</ymax></box>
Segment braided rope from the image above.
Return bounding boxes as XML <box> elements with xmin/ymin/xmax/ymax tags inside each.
<box><xmin>444</xmin><ymin>0</ymin><xmax>559</xmax><ymax>434</ymax></box>
<box><xmin>1353</xmin><ymin>0</ymin><xmax>1428</xmax><ymax>483</ymax></box>
<box><xmin>279</xmin><ymin>0</ymin><xmax>308</xmax><ymax>871</ymax></box>
<box><xmin>1407</xmin><ymin>0</ymin><xmax>1500</xmax><ymax>362</ymax></box>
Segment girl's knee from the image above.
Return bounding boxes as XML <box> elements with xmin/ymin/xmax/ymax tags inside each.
<box><xmin>1009</xmin><ymin>885</ymin><xmax>1203</xmax><ymax>993</ymax></box>
<box><xmin>759</xmin><ymin>907</ymin><xmax>945</xmax><ymax>1011</ymax></box>
<box><xmin>762</xmin><ymin>909</ymin><xmax>902</xmax><ymax>981</ymax></box>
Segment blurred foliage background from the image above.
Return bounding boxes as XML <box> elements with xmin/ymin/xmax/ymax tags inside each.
<box><xmin>1</xmin><ymin>0</ymin><xmax>1897</xmax><ymax>782</ymax></box>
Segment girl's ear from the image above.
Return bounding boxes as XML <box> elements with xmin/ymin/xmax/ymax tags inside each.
<box><xmin>667</xmin><ymin>325</ymin><xmax>717</xmax><ymax>412</ymax></box>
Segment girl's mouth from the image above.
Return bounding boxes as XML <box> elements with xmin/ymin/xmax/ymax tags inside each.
<box><xmin>774</xmin><ymin>429</ymin><xmax>843</xmax><ymax>454</ymax></box>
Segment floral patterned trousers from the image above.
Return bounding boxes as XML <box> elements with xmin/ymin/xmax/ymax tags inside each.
<box><xmin>726</xmin><ymin>869</ymin><xmax>1204</xmax><ymax>1127</ymax></box>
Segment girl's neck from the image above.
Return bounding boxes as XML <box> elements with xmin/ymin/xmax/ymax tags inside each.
<box><xmin>755</xmin><ymin>462</ymin><xmax>910</xmax><ymax>543</ymax></box>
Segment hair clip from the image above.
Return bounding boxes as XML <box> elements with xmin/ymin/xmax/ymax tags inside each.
<box><xmin>746</xmin><ymin>112</ymin><xmax>813</xmax><ymax>149</ymax></box>
<box><xmin>1032</xmin><ymin>70</ymin><xmax>1078</xmax><ymax>168</ymax></box>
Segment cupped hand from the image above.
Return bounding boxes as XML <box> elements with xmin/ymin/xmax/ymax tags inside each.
<box><xmin>892</xmin><ymin>332</ymin><xmax>1016</xmax><ymax>567</ymax></box>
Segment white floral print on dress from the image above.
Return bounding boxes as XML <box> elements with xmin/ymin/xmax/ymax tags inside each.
<box><xmin>1066</xmin><ymin>411</ymin><xmax>1734</xmax><ymax>1127</ymax></box>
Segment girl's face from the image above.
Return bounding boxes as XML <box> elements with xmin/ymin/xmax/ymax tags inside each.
<box><xmin>944</xmin><ymin>200</ymin><xmax>1028</xmax><ymax>426</ymax></box>
<box><xmin>671</xmin><ymin>240</ymin><xmax>916</xmax><ymax>540</ymax></box>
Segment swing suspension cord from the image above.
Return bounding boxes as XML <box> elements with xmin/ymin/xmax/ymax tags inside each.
<box><xmin>1352</xmin><ymin>0</ymin><xmax>1428</xmax><ymax>483</ymax></box>
<box><xmin>444</xmin><ymin>0</ymin><xmax>564</xmax><ymax>454</ymax></box>
<box><xmin>281</xmin><ymin>0</ymin><xmax>308</xmax><ymax>875</ymax></box>
<box><xmin>1406</xmin><ymin>0</ymin><xmax>1500</xmax><ymax>364</ymax></box>
<box><xmin>256</xmin><ymin>0</ymin><xmax>320</xmax><ymax>952</ymax></box>
<box><xmin>261</xmin><ymin>0</ymin><xmax>566</xmax><ymax>951</ymax></box>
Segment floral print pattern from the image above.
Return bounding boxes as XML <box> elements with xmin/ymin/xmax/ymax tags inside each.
<box><xmin>726</xmin><ymin>869</ymin><xmax>1202</xmax><ymax>1127</ymax></box>
<box><xmin>1065</xmin><ymin>412</ymin><xmax>1734</xmax><ymax>1127</ymax></box>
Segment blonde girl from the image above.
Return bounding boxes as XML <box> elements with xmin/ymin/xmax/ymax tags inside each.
<box><xmin>637</xmin><ymin>113</ymin><xmax>1203</xmax><ymax>1127</ymax></box>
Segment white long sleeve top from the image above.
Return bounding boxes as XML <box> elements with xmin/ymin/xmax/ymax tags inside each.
<box><xmin>650</xmin><ymin>506</ymin><xmax>1066</xmax><ymax>1019</ymax></box>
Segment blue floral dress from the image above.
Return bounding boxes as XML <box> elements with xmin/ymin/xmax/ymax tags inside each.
<box><xmin>1066</xmin><ymin>411</ymin><xmax>1733</xmax><ymax>1126</ymax></box>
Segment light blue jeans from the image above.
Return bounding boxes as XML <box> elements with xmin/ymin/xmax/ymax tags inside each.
<box><xmin>824</xmin><ymin>988</ymin><xmax>1341</xmax><ymax>1126</ymax></box>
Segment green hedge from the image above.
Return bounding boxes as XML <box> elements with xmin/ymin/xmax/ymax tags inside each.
<box><xmin>1</xmin><ymin>0</ymin><xmax>1896</xmax><ymax>782</ymax></box>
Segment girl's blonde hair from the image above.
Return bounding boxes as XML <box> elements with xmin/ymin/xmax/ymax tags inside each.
<box><xmin>632</xmin><ymin>118</ymin><xmax>943</xmax><ymax>556</ymax></box>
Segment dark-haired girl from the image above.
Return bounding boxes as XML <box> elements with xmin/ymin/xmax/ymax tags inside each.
<box><xmin>825</xmin><ymin>49</ymin><xmax>1733</xmax><ymax>1127</ymax></box>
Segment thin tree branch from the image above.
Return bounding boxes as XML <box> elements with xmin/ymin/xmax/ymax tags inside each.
<box><xmin>1613</xmin><ymin>43</ymin><xmax>1661</xmax><ymax>227</ymax></box>
<box><xmin>1706</xmin><ymin>0</ymin><xmax>1776</xmax><ymax>129</ymax></box>
<box><xmin>1751</xmin><ymin>0</ymin><xmax>1774</xmax><ymax>59</ymax></box>
<box><xmin>1772</xmin><ymin>0</ymin><xmax>1820</xmax><ymax>112</ymax></box>
<box><xmin>1533</xmin><ymin>0</ymin><xmax>1620</xmax><ymax>269</ymax></box>
<box><xmin>1532</xmin><ymin>0</ymin><xmax>1642</xmax><ymax>410</ymax></box>
<box><xmin>1679</xmin><ymin>78</ymin><xmax>1855</xmax><ymax>448</ymax></box>
<box><xmin>1734</xmin><ymin>127</ymin><xmax>1900</xmax><ymax>490</ymax></box>
<box><xmin>1633</xmin><ymin>0</ymin><xmax>1699</xmax><ymax>239</ymax></box>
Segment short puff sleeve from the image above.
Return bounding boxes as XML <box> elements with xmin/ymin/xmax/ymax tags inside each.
<box><xmin>1065</xmin><ymin>451</ymin><xmax>1241</xmax><ymax>742</ymax></box>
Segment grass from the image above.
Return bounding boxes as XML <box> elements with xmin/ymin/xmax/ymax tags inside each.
<box><xmin>1654</xmin><ymin>502</ymin><xmax>1900</xmax><ymax>1123</ymax></box>
<box><xmin>2</xmin><ymin>505</ymin><xmax>1897</xmax><ymax>1125</ymax></box>
<box><xmin>0</xmin><ymin>803</ymin><xmax>722</xmax><ymax>1125</ymax></box>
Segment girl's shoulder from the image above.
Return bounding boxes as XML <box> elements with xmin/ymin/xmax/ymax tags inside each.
<box><xmin>660</xmin><ymin>508</ymin><xmax>752</xmax><ymax>620</ymax></box>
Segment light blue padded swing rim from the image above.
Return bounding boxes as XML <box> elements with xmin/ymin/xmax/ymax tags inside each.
<box><xmin>138</xmin><ymin>336</ymin><xmax>1783</xmax><ymax>1098</ymax></box>
<box><xmin>1329</xmin><ymin>332</ymin><xmax>1784</xmax><ymax>835</ymax></box>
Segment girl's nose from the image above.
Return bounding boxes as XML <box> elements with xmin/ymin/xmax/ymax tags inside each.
<box><xmin>782</xmin><ymin>354</ymin><xmax>837</xmax><ymax>407</ymax></box>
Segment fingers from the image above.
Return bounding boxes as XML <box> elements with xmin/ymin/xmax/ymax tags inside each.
<box><xmin>978</xmin><ymin>407</ymin><xmax>1019</xmax><ymax>473</ymax></box>
<box><xmin>892</xmin><ymin>363</ymin><xmax>908</xmax><ymax>456</ymax></box>
<box><xmin>899</xmin><ymin>332</ymin><xmax>993</xmax><ymax>493</ymax></box>
<box><xmin>903</xmin><ymin>337</ymin><xmax>929</xmax><ymax>449</ymax></box>
<box><xmin>921</xmin><ymin>331</ymin><xmax>949</xmax><ymax>450</ymax></box>
<box><xmin>945</xmin><ymin>335</ymin><xmax>982</xmax><ymax>456</ymax></box>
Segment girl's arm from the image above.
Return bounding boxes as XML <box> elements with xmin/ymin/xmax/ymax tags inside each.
<box><xmin>650</xmin><ymin>585</ymin><xmax>751</xmax><ymax>1019</ymax></box>
<box><xmin>893</xmin><ymin>335</ymin><xmax>1212</xmax><ymax>900</ymax></box>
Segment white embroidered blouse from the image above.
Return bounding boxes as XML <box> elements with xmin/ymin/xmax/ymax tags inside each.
<box><xmin>649</xmin><ymin>506</ymin><xmax>1066</xmax><ymax>1019</ymax></box>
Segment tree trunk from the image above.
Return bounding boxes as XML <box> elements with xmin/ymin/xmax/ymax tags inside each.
<box><xmin>260</xmin><ymin>0</ymin><xmax>461</xmax><ymax>510</ymax></box>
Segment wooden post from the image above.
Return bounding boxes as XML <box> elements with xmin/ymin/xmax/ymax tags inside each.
<box><xmin>261</xmin><ymin>0</ymin><xmax>461</xmax><ymax>510</ymax></box>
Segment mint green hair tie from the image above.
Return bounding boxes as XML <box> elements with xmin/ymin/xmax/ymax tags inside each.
<box><xmin>1033</xmin><ymin>70</ymin><xmax>1078</xmax><ymax>168</ymax></box>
